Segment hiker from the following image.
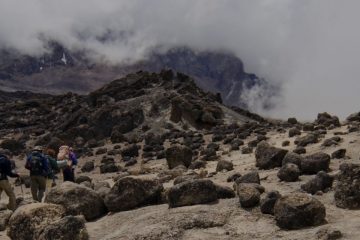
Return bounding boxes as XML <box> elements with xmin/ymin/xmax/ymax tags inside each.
<box><xmin>57</xmin><ymin>145</ymin><xmax>78</xmax><ymax>182</ymax></box>
<box><xmin>44</xmin><ymin>149</ymin><xmax>59</xmax><ymax>188</ymax></box>
<box><xmin>25</xmin><ymin>146</ymin><xmax>49</xmax><ymax>202</ymax></box>
<box><xmin>0</xmin><ymin>153</ymin><xmax>19</xmax><ymax>211</ymax></box>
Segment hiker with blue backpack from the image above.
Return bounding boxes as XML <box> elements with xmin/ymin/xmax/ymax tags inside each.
<box><xmin>25</xmin><ymin>146</ymin><xmax>49</xmax><ymax>202</ymax></box>
<box><xmin>0</xmin><ymin>152</ymin><xmax>20</xmax><ymax>210</ymax></box>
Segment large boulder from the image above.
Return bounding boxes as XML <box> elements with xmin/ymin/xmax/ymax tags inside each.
<box><xmin>45</xmin><ymin>182</ymin><xmax>106</xmax><ymax>221</ymax></box>
<box><xmin>104</xmin><ymin>177</ymin><xmax>163</xmax><ymax>212</ymax></box>
<box><xmin>37</xmin><ymin>215</ymin><xmax>89</xmax><ymax>240</ymax></box>
<box><xmin>255</xmin><ymin>141</ymin><xmax>288</xmax><ymax>170</ymax></box>
<box><xmin>347</xmin><ymin>112</ymin><xmax>360</xmax><ymax>122</ymax></box>
<box><xmin>165</xmin><ymin>145</ymin><xmax>193</xmax><ymax>169</ymax></box>
<box><xmin>335</xmin><ymin>163</ymin><xmax>360</xmax><ymax>209</ymax></box>
<box><xmin>167</xmin><ymin>179</ymin><xmax>218</xmax><ymax>208</ymax></box>
<box><xmin>301</xmin><ymin>152</ymin><xmax>330</xmax><ymax>174</ymax></box>
<box><xmin>8</xmin><ymin>203</ymin><xmax>65</xmax><ymax>240</ymax></box>
<box><xmin>301</xmin><ymin>171</ymin><xmax>334</xmax><ymax>194</ymax></box>
<box><xmin>316</xmin><ymin>112</ymin><xmax>340</xmax><ymax>127</ymax></box>
<box><xmin>274</xmin><ymin>193</ymin><xmax>326</xmax><ymax>229</ymax></box>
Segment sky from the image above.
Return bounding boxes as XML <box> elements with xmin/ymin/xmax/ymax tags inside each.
<box><xmin>0</xmin><ymin>0</ymin><xmax>360</xmax><ymax>120</ymax></box>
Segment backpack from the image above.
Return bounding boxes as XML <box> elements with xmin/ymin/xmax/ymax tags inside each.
<box><xmin>0</xmin><ymin>155</ymin><xmax>7</xmax><ymax>180</ymax></box>
<box><xmin>29</xmin><ymin>153</ymin><xmax>45</xmax><ymax>176</ymax></box>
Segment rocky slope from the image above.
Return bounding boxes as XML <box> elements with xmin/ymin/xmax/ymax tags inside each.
<box><xmin>1</xmin><ymin>70</ymin><xmax>360</xmax><ymax>239</ymax></box>
<box><xmin>0</xmin><ymin>44</ymin><xmax>276</xmax><ymax>108</ymax></box>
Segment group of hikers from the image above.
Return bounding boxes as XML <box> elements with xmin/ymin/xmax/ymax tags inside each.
<box><xmin>0</xmin><ymin>145</ymin><xmax>77</xmax><ymax>210</ymax></box>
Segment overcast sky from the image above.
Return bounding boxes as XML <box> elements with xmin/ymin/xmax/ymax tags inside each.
<box><xmin>1</xmin><ymin>0</ymin><xmax>360</xmax><ymax>120</ymax></box>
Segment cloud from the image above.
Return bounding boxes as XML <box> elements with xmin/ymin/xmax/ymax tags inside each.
<box><xmin>0</xmin><ymin>0</ymin><xmax>359</xmax><ymax>120</ymax></box>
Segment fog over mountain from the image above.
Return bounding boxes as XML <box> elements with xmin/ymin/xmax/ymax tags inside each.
<box><xmin>1</xmin><ymin>0</ymin><xmax>360</xmax><ymax>120</ymax></box>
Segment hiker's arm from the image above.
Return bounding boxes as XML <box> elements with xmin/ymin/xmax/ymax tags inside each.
<box><xmin>25</xmin><ymin>156</ymin><xmax>31</xmax><ymax>170</ymax></box>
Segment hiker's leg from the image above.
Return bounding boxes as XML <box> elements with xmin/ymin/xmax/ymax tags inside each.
<box><xmin>1</xmin><ymin>180</ymin><xmax>16</xmax><ymax>211</ymax></box>
<box><xmin>37</xmin><ymin>176</ymin><xmax>46</xmax><ymax>202</ymax></box>
<box><xmin>30</xmin><ymin>176</ymin><xmax>39</xmax><ymax>201</ymax></box>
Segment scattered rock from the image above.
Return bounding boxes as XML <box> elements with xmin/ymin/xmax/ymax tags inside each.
<box><xmin>216</xmin><ymin>160</ymin><xmax>234</xmax><ymax>172</ymax></box>
<box><xmin>215</xmin><ymin>185</ymin><xmax>235</xmax><ymax>199</ymax></box>
<box><xmin>289</xmin><ymin>128</ymin><xmax>301</xmax><ymax>137</ymax></box>
<box><xmin>81</xmin><ymin>161</ymin><xmax>95</xmax><ymax>173</ymax></box>
<box><xmin>189</xmin><ymin>160</ymin><xmax>207</xmax><ymax>170</ymax></box>
<box><xmin>301</xmin><ymin>171</ymin><xmax>334</xmax><ymax>194</ymax></box>
<box><xmin>167</xmin><ymin>179</ymin><xmax>218</xmax><ymax>208</ymax></box>
<box><xmin>288</xmin><ymin>118</ymin><xmax>298</xmax><ymax>124</ymax></box>
<box><xmin>227</xmin><ymin>172</ymin><xmax>242</xmax><ymax>182</ymax></box>
<box><xmin>282</xmin><ymin>152</ymin><xmax>303</xmax><ymax>168</ymax></box>
<box><xmin>255</xmin><ymin>141</ymin><xmax>288</xmax><ymax>169</ymax></box>
<box><xmin>104</xmin><ymin>177</ymin><xmax>163</xmax><ymax>212</ymax></box>
<box><xmin>295</xmin><ymin>133</ymin><xmax>318</xmax><ymax>147</ymax></box>
<box><xmin>0</xmin><ymin>209</ymin><xmax>12</xmax><ymax>231</ymax></box>
<box><xmin>335</xmin><ymin>163</ymin><xmax>360</xmax><ymax>209</ymax></box>
<box><xmin>241</xmin><ymin>147</ymin><xmax>253</xmax><ymax>154</ymax></box>
<box><xmin>293</xmin><ymin>147</ymin><xmax>306</xmax><ymax>154</ymax></box>
<box><xmin>237</xmin><ymin>184</ymin><xmax>261</xmax><ymax>208</ymax></box>
<box><xmin>235</xmin><ymin>171</ymin><xmax>260</xmax><ymax>184</ymax></box>
<box><xmin>100</xmin><ymin>163</ymin><xmax>120</xmax><ymax>174</ymax></box>
<box><xmin>277</xmin><ymin>163</ymin><xmax>300</xmax><ymax>182</ymax></box>
<box><xmin>274</xmin><ymin>193</ymin><xmax>326</xmax><ymax>229</ymax></box>
<box><xmin>282</xmin><ymin>140</ymin><xmax>290</xmax><ymax>147</ymax></box>
<box><xmin>165</xmin><ymin>145</ymin><xmax>193</xmax><ymax>169</ymax></box>
<box><xmin>316</xmin><ymin>227</ymin><xmax>343</xmax><ymax>240</ymax></box>
<box><xmin>121</xmin><ymin>144</ymin><xmax>139</xmax><ymax>158</ymax></box>
<box><xmin>95</xmin><ymin>148</ymin><xmax>107</xmax><ymax>155</ymax></box>
<box><xmin>260</xmin><ymin>191</ymin><xmax>281</xmax><ymax>215</ymax></box>
<box><xmin>301</xmin><ymin>152</ymin><xmax>330</xmax><ymax>174</ymax></box>
<box><xmin>331</xmin><ymin>149</ymin><xmax>346</xmax><ymax>159</ymax></box>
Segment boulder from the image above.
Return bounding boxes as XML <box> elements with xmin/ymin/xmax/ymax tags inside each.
<box><xmin>274</xmin><ymin>193</ymin><xmax>326</xmax><ymax>229</ymax></box>
<box><xmin>8</xmin><ymin>203</ymin><xmax>65</xmax><ymax>240</ymax></box>
<box><xmin>331</xmin><ymin>149</ymin><xmax>346</xmax><ymax>159</ymax></box>
<box><xmin>347</xmin><ymin>112</ymin><xmax>360</xmax><ymax>122</ymax></box>
<box><xmin>37</xmin><ymin>215</ymin><xmax>89</xmax><ymax>240</ymax></box>
<box><xmin>260</xmin><ymin>191</ymin><xmax>281</xmax><ymax>215</ymax></box>
<box><xmin>173</xmin><ymin>174</ymin><xmax>200</xmax><ymax>185</ymax></box>
<box><xmin>241</xmin><ymin>147</ymin><xmax>253</xmax><ymax>154</ymax></box>
<box><xmin>95</xmin><ymin>148</ymin><xmax>107</xmax><ymax>155</ymax></box>
<box><xmin>215</xmin><ymin>185</ymin><xmax>236</xmax><ymax>199</ymax></box>
<box><xmin>165</xmin><ymin>145</ymin><xmax>193</xmax><ymax>169</ymax></box>
<box><xmin>282</xmin><ymin>152</ymin><xmax>303</xmax><ymax>168</ymax></box>
<box><xmin>121</xmin><ymin>144</ymin><xmax>139</xmax><ymax>158</ymax></box>
<box><xmin>45</xmin><ymin>182</ymin><xmax>106</xmax><ymax>221</ymax></box>
<box><xmin>100</xmin><ymin>163</ymin><xmax>119</xmax><ymax>174</ymax></box>
<box><xmin>167</xmin><ymin>179</ymin><xmax>218</xmax><ymax>208</ymax></box>
<box><xmin>288</xmin><ymin>118</ymin><xmax>298</xmax><ymax>124</ymax></box>
<box><xmin>189</xmin><ymin>160</ymin><xmax>207</xmax><ymax>170</ymax></box>
<box><xmin>301</xmin><ymin>152</ymin><xmax>330</xmax><ymax>174</ymax></box>
<box><xmin>235</xmin><ymin>171</ymin><xmax>260</xmax><ymax>184</ymax></box>
<box><xmin>293</xmin><ymin>147</ymin><xmax>306</xmax><ymax>155</ymax></box>
<box><xmin>255</xmin><ymin>141</ymin><xmax>288</xmax><ymax>169</ymax></box>
<box><xmin>216</xmin><ymin>160</ymin><xmax>234</xmax><ymax>172</ymax></box>
<box><xmin>227</xmin><ymin>172</ymin><xmax>242</xmax><ymax>182</ymax></box>
<box><xmin>0</xmin><ymin>209</ymin><xmax>12</xmax><ymax>231</ymax></box>
<box><xmin>104</xmin><ymin>177</ymin><xmax>163</xmax><ymax>212</ymax></box>
<box><xmin>81</xmin><ymin>161</ymin><xmax>94</xmax><ymax>173</ymax></box>
<box><xmin>289</xmin><ymin>128</ymin><xmax>301</xmax><ymax>137</ymax></box>
<box><xmin>0</xmin><ymin>139</ymin><xmax>24</xmax><ymax>155</ymax></box>
<box><xmin>75</xmin><ymin>175</ymin><xmax>92</xmax><ymax>184</ymax></box>
<box><xmin>301</xmin><ymin>171</ymin><xmax>334</xmax><ymax>194</ymax></box>
<box><xmin>237</xmin><ymin>184</ymin><xmax>261</xmax><ymax>208</ymax></box>
<box><xmin>316</xmin><ymin>227</ymin><xmax>343</xmax><ymax>240</ymax></box>
<box><xmin>335</xmin><ymin>163</ymin><xmax>360</xmax><ymax>209</ymax></box>
<box><xmin>295</xmin><ymin>134</ymin><xmax>318</xmax><ymax>147</ymax></box>
<box><xmin>277</xmin><ymin>163</ymin><xmax>300</xmax><ymax>182</ymax></box>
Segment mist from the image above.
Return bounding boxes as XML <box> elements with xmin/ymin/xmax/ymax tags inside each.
<box><xmin>1</xmin><ymin>0</ymin><xmax>360</xmax><ymax>120</ymax></box>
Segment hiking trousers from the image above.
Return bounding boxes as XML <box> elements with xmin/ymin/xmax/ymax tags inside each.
<box><xmin>0</xmin><ymin>180</ymin><xmax>16</xmax><ymax>211</ymax></box>
<box><xmin>30</xmin><ymin>176</ymin><xmax>46</xmax><ymax>202</ymax></box>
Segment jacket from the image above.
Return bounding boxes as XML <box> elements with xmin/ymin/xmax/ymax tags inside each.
<box><xmin>0</xmin><ymin>154</ymin><xmax>19</xmax><ymax>180</ymax></box>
